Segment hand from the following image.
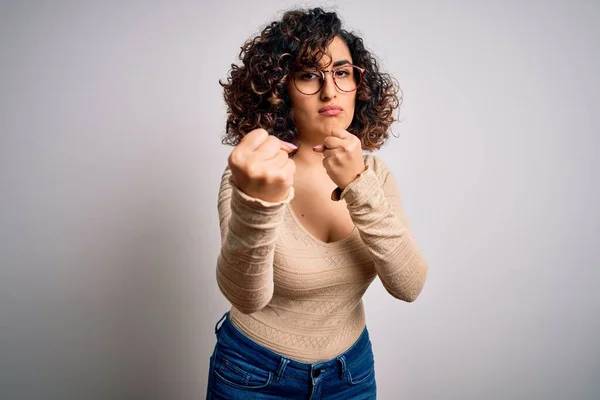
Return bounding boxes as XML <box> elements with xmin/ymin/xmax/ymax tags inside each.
<box><xmin>228</xmin><ymin>129</ymin><xmax>297</xmax><ymax>202</ymax></box>
<box><xmin>313</xmin><ymin>129</ymin><xmax>366</xmax><ymax>189</ymax></box>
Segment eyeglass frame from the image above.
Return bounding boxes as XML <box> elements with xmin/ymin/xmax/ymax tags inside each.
<box><xmin>291</xmin><ymin>64</ymin><xmax>366</xmax><ymax>95</ymax></box>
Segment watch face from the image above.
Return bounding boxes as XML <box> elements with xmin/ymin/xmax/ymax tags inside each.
<box><xmin>331</xmin><ymin>187</ymin><xmax>343</xmax><ymax>201</ymax></box>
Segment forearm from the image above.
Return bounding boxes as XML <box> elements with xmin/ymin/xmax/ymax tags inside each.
<box><xmin>217</xmin><ymin>176</ymin><xmax>292</xmax><ymax>314</ymax></box>
<box><xmin>341</xmin><ymin>167</ymin><xmax>428</xmax><ymax>302</ymax></box>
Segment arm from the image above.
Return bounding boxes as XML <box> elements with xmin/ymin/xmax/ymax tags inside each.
<box><xmin>216</xmin><ymin>166</ymin><xmax>293</xmax><ymax>314</ymax></box>
<box><xmin>340</xmin><ymin>156</ymin><xmax>428</xmax><ymax>302</ymax></box>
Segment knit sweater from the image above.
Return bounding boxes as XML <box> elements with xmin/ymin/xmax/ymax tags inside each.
<box><xmin>216</xmin><ymin>154</ymin><xmax>428</xmax><ymax>362</ymax></box>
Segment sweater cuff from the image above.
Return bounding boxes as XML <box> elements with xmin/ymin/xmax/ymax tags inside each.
<box><xmin>339</xmin><ymin>165</ymin><xmax>379</xmax><ymax>205</ymax></box>
<box><xmin>229</xmin><ymin>176</ymin><xmax>294</xmax><ymax>211</ymax></box>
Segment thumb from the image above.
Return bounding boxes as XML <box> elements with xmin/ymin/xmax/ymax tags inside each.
<box><xmin>312</xmin><ymin>144</ymin><xmax>326</xmax><ymax>153</ymax></box>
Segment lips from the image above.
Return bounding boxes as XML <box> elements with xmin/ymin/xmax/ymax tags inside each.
<box><xmin>318</xmin><ymin>105</ymin><xmax>343</xmax><ymax>116</ymax></box>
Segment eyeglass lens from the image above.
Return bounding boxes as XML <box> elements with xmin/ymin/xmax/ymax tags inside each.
<box><xmin>294</xmin><ymin>66</ymin><xmax>362</xmax><ymax>95</ymax></box>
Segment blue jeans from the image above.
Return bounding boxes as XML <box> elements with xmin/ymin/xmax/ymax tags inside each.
<box><xmin>206</xmin><ymin>312</ymin><xmax>377</xmax><ymax>399</ymax></box>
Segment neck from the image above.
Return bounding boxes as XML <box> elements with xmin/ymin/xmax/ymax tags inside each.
<box><xmin>292</xmin><ymin>137</ymin><xmax>325</xmax><ymax>168</ymax></box>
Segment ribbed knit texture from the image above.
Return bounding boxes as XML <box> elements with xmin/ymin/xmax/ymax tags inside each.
<box><xmin>216</xmin><ymin>154</ymin><xmax>428</xmax><ymax>362</ymax></box>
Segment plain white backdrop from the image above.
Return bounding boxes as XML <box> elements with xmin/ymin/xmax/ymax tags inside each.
<box><xmin>1</xmin><ymin>0</ymin><xmax>599</xmax><ymax>399</ymax></box>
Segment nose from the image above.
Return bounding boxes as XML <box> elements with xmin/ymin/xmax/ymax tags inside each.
<box><xmin>319</xmin><ymin>73</ymin><xmax>337</xmax><ymax>101</ymax></box>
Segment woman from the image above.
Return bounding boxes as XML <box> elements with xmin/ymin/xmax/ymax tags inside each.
<box><xmin>207</xmin><ymin>7</ymin><xmax>428</xmax><ymax>399</ymax></box>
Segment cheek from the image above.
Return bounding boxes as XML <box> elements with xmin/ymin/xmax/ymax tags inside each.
<box><xmin>345</xmin><ymin>97</ymin><xmax>356</xmax><ymax>121</ymax></box>
<box><xmin>290</xmin><ymin>103</ymin><xmax>310</xmax><ymax>122</ymax></box>
<box><xmin>289</xmin><ymin>96</ymin><xmax>314</xmax><ymax>120</ymax></box>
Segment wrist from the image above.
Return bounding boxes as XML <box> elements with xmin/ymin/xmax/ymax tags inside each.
<box><xmin>331</xmin><ymin>164</ymin><xmax>369</xmax><ymax>201</ymax></box>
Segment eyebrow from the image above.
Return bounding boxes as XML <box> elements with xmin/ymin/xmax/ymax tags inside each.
<box><xmin>332</xmin><ymin>59</ymin><xmax>351</xmax><ymax>67</ymax></box>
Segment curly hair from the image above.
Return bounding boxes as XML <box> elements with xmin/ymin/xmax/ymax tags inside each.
<box><xmin>219</xmin><ymin>7</ymin><xmax>401</xmax><ymax>151</ymax></box>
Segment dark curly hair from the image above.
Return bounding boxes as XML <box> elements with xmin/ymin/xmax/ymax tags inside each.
<box><xmin>219</xmin><ymin>7</ymin><xmax>401</xmax><ymax>150</ymax></box>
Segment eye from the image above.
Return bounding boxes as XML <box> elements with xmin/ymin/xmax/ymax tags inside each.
<box><xmin>333</xmin><ymin>68</ymin><xmax>351</xmax><ymax>78</ymax></box>
<box><xmin>298</xmin><ymin>71</ymin><xmax>320</xmax><ymax>81</ymax></box>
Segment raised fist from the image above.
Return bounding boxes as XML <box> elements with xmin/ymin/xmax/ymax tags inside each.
<box><xmin>228</xmin><ymin>129</ymin><xmax>297</xmax><ymax>202</ymax></box>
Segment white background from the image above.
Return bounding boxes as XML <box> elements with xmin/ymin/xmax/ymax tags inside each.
<box><xmin>1</xmin><ymin>0</ymin><xmax>599</xmax><ymax>399</ymax></box>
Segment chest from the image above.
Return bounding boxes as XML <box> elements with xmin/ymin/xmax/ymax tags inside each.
<box><xmin>273</xmin><ymin>213</ymin><xmax>376</xmax><ymax>298</ymax></box>
<box><xmin>273</xmin><ymin>179</ymin><xmax>377</xmax><ymax>298</ymax></box>
<box><xmin>290</xmin><ymin>180</ymin><xmax>355</xmax><ymax>244</ymax></box>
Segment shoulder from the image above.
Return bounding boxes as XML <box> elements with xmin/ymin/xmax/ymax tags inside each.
<box><xmin>363</xmin><ymin>153</ymin><xmax>393</xmax><ymax>181</ymax></box>
<box><xmin>218</xmin><ymin>165</ymin><xmax>233</xmax><ymax>200</ymax></box>
<box><xmin>221</xmin><ymin>164</ymin><xmax>232</xmax><ymax>177</ymax></box>
<box><xmin>219</xmin><ymin>164</ymin><xmax>232</xmax><ymax>186</ymax></box>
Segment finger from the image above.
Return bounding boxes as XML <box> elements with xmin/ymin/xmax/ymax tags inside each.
<box><xmin>312</xmin><ymin>144</ymin><xmax>326</xmax><ymax>153</ymax></box>
<box><xmin>240</xmin><ymin>128</ymin><xmax>269</xmax><ymax>151</ymax></box>
<box><xmin>283</xmin><ymin>158</ymin><xmax>296</xmax><ymax>183</ymax></box>
<box><xmin>262</xmin><ymin>153</ymin><xmax>294</xmax><ymax>179</ymax></box>
<box><xmin>323</xmin><ymin>148</ymin><xmax>337</xmax><ymax>159</ymax></box>
<box><xmin>313</xmin><ymin>137</ymin><xmax>344</xmax><ymax>152</ymax></box>
<box><xmin>270</xmin><ymin>149</ymin><xmax>291</xmax><ymax>168</ymax></box>
<box><xmin>260</xmin><ymin>150</ymin><xmax>289</xmax><ymax>177</ymax></box>
<box><xmin>323</xmin><ymin>136</ymin><xmax>344</xmax><ymax>150</ymax></box>
<box><xmin>329</xmin><ymin>129</ymin><xmax>350</xmax><ymax>139</ymax></box>
<box><xmin>256</xmin><ymin>135</ymin><xmax>284</xmax><ymax>160</ymax></box>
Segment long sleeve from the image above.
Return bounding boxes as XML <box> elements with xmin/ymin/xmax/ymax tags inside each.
<box><xmin>340</xmin><ymin>156</ymin><xmax>428</xmax><ymax>302</ymax></box>
<box><xmin>216</xmin><ymin>166</ymin><xmax>293</xmax><ymax>314</ymax></box>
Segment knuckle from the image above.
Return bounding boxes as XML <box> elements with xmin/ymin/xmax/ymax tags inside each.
<box><xmin>266</xmin><ymin>136</ymin><xmax>280</xmax><ymax>149</ymax></box>
<box><xmin>264</xmin><ymin>168</ymin><xmax>279</xmax><ymax>182</ymax></box>
<box><xmin>228</xmin><ymin>150</ymin><xmax>242</xmax><ymax>167</ymax></box>
<box><xmin>280</xmin><ymin>149</ymin><xmax>291</xmax><ymax>160</ymax></box>
<box><xmin>246</xmin><ymin>164</ymin><xmax>261</xmax><ymax>180</ymax></box>
<box><xmin>250</xmin><ymin>128</ymin><xmax>268</xmax><ymax>139</ymax></box>
<box><xmin>242</xmin><ymin>129</ymin><xmax>268</xmax><ymax>145</ymax></box>
<box><xmin>288</xmin><ymin>159</ymin><xmax>296</xmax><ymax>173</ymax></box>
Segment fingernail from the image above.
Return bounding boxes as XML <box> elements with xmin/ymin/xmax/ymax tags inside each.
<box><xmin>282</xmin><ymin>141</ymin><xmax>298</xmax><ymax>150</ymax></box>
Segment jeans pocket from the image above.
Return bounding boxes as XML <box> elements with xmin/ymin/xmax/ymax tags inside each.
<box><xmin>212</xmin><ymin>339</ymin><xmax>273</xmax><ymax>390</ymax></box>
<box><xmin>345</xmin><ymin>350</ymin><xmax>375</xmax><ymax>386</ymax></box>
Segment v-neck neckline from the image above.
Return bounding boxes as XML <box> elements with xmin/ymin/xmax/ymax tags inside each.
<box><xmin>286</xmin><ymin>203</ymin><xmax>357</xmax><ymax>247</ymax></box>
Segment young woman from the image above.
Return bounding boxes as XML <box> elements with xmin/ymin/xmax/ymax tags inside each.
<box><xmin>206</xmin><ymin>7</ymin><xmax>428</xmax><ymax>399</ymax></box>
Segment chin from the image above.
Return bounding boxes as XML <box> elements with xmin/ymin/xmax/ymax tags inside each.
<box><xmin>320</xmin><ymin>118</ymin><xmax>350</xmax><ymax>135</ymax></box>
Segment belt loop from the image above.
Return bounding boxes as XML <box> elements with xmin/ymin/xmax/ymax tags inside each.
<box><xmin>214</xmin><ymin>312</ymin><xmax>228</xmax><ymax>335</ymax></box>
<box><xmin>275</xmin><ymin>357</ymin><xmax>289</xmax><ymax>383</ymax></box>
<box><xmin>337</xmin><ymin>355</ymin><xmax>347</xmax><ymax>381</ymax></box>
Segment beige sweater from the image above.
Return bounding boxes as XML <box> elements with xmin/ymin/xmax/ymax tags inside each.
<box><xmin>216</xmin><ymin>154</ymin><xmax>428</xmax><ymax>362</ymax></box>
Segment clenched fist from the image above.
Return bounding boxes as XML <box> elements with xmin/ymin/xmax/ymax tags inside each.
<box><xmin>228</xmin><ymin>129</ymin><xmax>297</xmax><ymax>202</ymax></box>
<box><xmin>313</xmin><ymin>129</ymin><xmax>366</xmax><ymax>189</ymax></box>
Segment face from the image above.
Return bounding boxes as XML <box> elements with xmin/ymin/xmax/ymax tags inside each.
<box><xmin>288</xmin><ymin>36</ymin><xmax>357</xmax><ymax>142</ymax></box>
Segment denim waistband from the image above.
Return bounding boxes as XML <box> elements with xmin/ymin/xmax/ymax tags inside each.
<box><xmin>214</xmin><ymin>312</ymin><xmax>371</xmax><ymax>382</ymax></box>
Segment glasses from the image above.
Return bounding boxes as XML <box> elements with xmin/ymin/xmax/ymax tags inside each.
<box><xmin>292</xmin><ymin>64</ymin><xmax>366</xmax><ymax>95</ymax></box>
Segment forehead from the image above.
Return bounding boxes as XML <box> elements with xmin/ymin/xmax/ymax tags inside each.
<box><xmin>318</xmin><ymin>36</ymin><xmax>352</xmax><ymax>67</ymax></box>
